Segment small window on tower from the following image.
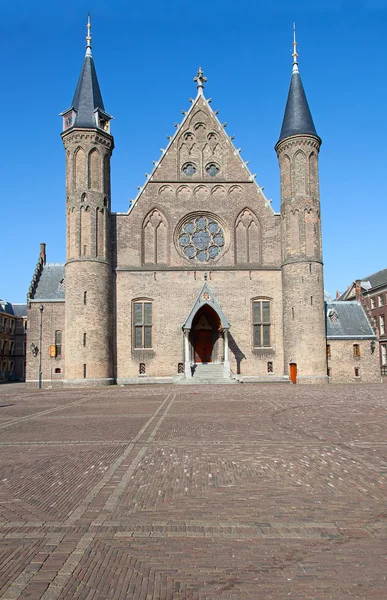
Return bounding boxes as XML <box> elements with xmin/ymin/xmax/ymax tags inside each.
<box><xmin>55</xmin><ymin>330</ymin><xmax>62</xmax><ymax>358</ymax></box>
<box><xmin>99</xmin><ymin>119</ymin><xmax>109</xmax><ymax>131</ymax></box>
<box><xmin>64</xmin><ymin>113</ymin><xmax>73</xmax><ymax>129</ymax></box>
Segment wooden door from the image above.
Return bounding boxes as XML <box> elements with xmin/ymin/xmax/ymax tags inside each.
<box><xmin>194</xmin><ymin>330</ymin><xmax>213</xmax><ymax>363</ymax></box>
<box><xmin>289</xmin><ymin>362</ymin><xmax>297</xmax><ymax>384</ymax></box>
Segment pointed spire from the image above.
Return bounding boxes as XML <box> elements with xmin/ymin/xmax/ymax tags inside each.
<box><xmin>194</xmin><ymin>67</ymin><xmax>207</xmax><ymax>95</ymax></box>
<box><xmin>64</xmin><ymin>16</ymin><xmax>111</xmax><ymax>129</ymax></box>
<box><xmin>292</xmin><ymin>23</ymin><xmax>299</xmax><ymax>73</ymax></box>
<box><xmin>85</xmin><ymin>13</ymin><xmax>92</xmax><ymax>57</ymax></box>
<box><xmin>277</xmin><ymin>27</ymin><xmax>320</xmax><ymax>143</ymax></box>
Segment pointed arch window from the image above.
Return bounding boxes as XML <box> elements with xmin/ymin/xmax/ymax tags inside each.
<box><xmin>235</xmin><ymin>209</ymin><xmax>261</xmax><ymax>264</ymax></box>
<box><xmin>143</xmin><ymin>209</ymin><xmax>168</xmax><ymax>265</ymax></box>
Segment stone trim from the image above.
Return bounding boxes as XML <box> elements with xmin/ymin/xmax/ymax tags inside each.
<box><xmin>275</xmin><ymin>134</ymin><xmax>321</xmax><ymax>155</ymax></box>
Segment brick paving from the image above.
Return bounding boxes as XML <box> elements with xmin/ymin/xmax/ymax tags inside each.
<box><xmin>0</xmin><ymin>383</ymin><xmax>386</xmax><ymax>599</ymax></box>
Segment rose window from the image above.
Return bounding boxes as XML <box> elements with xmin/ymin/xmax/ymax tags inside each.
<box><xmin>178</xmin><ymin>216</ymin><xmax>225</xmax><ymax>262</ymax></box>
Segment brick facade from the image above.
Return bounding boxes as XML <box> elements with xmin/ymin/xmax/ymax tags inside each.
<box><xmin>327</xmin><ymin>339</ymin><xmax>380</xmax><ymax>384</ymax></box>
<box><xmin>25</xmin><ymin>35</ymin><xmax>380</xmax><ymax>387</ymax></box>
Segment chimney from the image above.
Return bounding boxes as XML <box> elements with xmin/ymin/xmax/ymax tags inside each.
<box><xmin>355</xmin><ymin>279</ymin><xmax>362</xmax><ymax>302</ymax></box>
<box><xmin>40</xmin><ymin>243</ymin><xmax>46</xmax><ymax>265</ymax></box>
<box><xmin>336</xmin><ymin>290</ymin><xmax>340</xmax><ymax>299</ymax></box>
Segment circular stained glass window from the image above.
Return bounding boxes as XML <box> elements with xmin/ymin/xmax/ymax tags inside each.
<box><xmin>177</xmin><ymin>216</ymin><xmax>225</xmax><ymax>263</ymax></box>
<box><xmin>182</xmin><ymin>162</ymin><xmax>197</xmax><ymax>176</ymax></box>
<box><xmin>206</xmin><ymin>163</ymin><xmax>220</xmax><ymax>177</ymax></box>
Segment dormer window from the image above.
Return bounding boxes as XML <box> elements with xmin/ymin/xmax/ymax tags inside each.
<box><xmin>63</xmin><ymin>112</ymin><xmax>73</xmax><ymax>130</ymax></box>
<box><xmin>99</xmin><ymin>118</ymin><xmax>109</xmax><ymax>132</ymax></box>
<box><xmin>328</xmin><ymin>309</ymin><xmax>338</xmax><ymax>322</ymax></box>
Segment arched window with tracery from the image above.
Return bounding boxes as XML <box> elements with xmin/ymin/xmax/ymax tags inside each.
<box><xmin>235</xmin><ymin>209</ymin><xmax>261</xmax><ymax>264</ymax></box>
<box><xmin>143</xmin><ymin>209</ymin><xmax>168</xmax><ymax>265</ymax></box>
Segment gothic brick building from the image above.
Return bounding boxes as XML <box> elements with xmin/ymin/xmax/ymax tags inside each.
<box><xmin>26</xmin><ymin>22</ymin><xmax>379</xmax><ymax>387</ymax></box>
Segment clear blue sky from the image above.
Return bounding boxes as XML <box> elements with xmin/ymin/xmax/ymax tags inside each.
<box><xmin>1</xmin><ymin>0</ymin><xmax>386</xmax><ymax>302</ymax></box>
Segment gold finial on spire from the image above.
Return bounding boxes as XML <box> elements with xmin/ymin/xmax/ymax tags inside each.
<box><xmin>194</xmin><ymin>67</ymin><xmax>207</xmax><ymax>95</ymax></box>
<box><xmin>292</xmin><ymin>22</ymin><xmax>299</xmax><ymax>73</ymax></box>
<box><xmin>86</xmin><ymin>14</ymin><xmax>92</xmax><ymax>57</ymax></box>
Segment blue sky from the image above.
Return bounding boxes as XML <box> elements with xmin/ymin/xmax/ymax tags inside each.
<box><xmin>1</xmin><ymin>0</ymin><xmax>386</xmax><ymax>302</ymax></box>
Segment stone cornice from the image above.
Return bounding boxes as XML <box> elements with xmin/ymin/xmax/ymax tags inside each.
<box><xmin>282</xmin><ymin>258</ymin><xmax>323</xmax><ymax>267</ymax></box>
<box><xmin>114</xmin><ymin>265</ymin><xmax>282</xmax><ymax>272</ymax></box>
<box><xmin>275</xmin><ymin>134</ymin><xmax>321</xmax><ymax>156</ymax></box>
<box><xmin>61</xmin><ymin>128</ymin><xmax>114</xmax><ymax>151</ymax></box>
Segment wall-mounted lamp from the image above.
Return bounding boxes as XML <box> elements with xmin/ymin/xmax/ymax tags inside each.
<box><xmin>30</xmin><ymin>343</ymin><xmax>38</xmax><ymax>357</ymax></box>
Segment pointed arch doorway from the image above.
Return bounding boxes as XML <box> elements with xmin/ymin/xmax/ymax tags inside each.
<box><xmin>191</xmin><ymin>304</ymin><xmax>220</xmax><ymax>363</ymax></box>
<box><xmin>182</xmin><ymin>283</ymin><xmax>231</xmax><ymax>379</ymax></box>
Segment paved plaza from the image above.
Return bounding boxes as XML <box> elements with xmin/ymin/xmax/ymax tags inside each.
<box><xmin>0</xmin><ymin>383</ymin><xmax>386</xmax><ymax>599</ymax></box>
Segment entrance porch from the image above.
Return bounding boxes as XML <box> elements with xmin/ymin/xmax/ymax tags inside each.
<box><xmin>182</xmin><ymin>283</ymin><xmax>230</xmax><ymax>380</ymax></box>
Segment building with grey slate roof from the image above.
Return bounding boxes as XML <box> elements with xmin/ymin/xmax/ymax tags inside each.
<box><xmin>326</xmin><ymin>301</ymin><xmax>379</xmax><ymax>383</ymax></box>
<box><xmin>339</xmin><ymin>268</ymin><xmax>387</xmax><ymax>376</ymax></box>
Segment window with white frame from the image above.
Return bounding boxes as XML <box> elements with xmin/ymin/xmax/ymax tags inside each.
<box><xmin>378</xmin><ymin>295</ymin><xmax>384</xmax><ymax>307</ymax></box>
<box><xmin>381</xmin><ymin>344</ymin><xmax>387</xmax><ymax>366</ymax></box>
<box><xmin>380</xmin><ymin>315</ymin><xmax>385</xmax><ymax>336</ymax></box>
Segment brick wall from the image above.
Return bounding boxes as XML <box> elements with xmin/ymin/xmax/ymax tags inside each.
<box><xmin>327</xmin><ymin>339</ymin><xmax>380</xmax><ymax>384</ymax></box>
<box><xmin>26</xmin><ymin>302</ymin><xmax>65</xmax><ymax>387</ymax></box>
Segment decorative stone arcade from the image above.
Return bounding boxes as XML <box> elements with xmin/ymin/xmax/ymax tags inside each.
<box><xmin>182</xmin><ymin>283</ymin><xmax>230</xmax><ymax>378</ymax></box>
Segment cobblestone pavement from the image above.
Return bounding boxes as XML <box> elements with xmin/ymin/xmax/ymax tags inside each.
<box><xmin>0</xmin><ymin>383</ymin><xmax>386</xmax><ymax>599</ymax></box>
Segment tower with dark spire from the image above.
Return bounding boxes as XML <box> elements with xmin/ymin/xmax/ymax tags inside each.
<box><xmin>61</xmin><ymin>16</ymin><xmax>114</xmax><ymax>385</ymax></box>
<box><xmin>275</xmin><ymin>27</ymin><xmax>328</xmax><ymax>383</ymax></box>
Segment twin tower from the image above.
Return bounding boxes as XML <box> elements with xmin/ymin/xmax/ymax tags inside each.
<box><xmin>60</xmin><ymin>21</ymin><xmax>327</xmax><ymax>385</ymax></box>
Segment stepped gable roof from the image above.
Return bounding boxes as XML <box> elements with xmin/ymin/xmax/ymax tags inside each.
<box><xmin>326</xmin><ymin>301</ymin><xmax>375</xmax><ymax>339</ymax></box>
<box><xmin>182</xmin><ymin>282</ymin><xmax>230</xmax><ymax>330</ymax></box>
<box><xmin>31</xmin><ymin>264</ymin><xmax>66</xmax><ymax>301</ymax></box>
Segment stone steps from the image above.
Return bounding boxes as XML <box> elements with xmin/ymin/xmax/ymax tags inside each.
<box><xmin>178</xmin><ymin>363</ymin><xmax>239</xmax><ymax>385</ymax></box>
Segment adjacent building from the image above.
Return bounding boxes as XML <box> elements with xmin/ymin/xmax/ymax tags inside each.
<box><xmin>326</xmin><ymin>301</ymin><xmax>379</xmax><ymax>383</ymax></box>
<box><xmin>339</xmin><ymin>268</ymin><xmax>387</xmax><ymax>377</ymax></box>
<box><xmin>0</xmin><ymin>300</ymin><xmax>27</xmax><ymax>382</ymax></box>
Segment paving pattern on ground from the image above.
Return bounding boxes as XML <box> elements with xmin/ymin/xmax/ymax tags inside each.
<box><xmin>0</xmin><ymin>382</ymin><xmax>386</xmax><ymax>599</ymax></box>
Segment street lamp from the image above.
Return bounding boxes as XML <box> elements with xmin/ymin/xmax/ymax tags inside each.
<box><xmin>38</xmin><ymin>305</ymin><xmax>43</xmax><ymax>389</ymax></box>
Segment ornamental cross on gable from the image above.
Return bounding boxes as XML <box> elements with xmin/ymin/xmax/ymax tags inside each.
<box><xmin>194</xmin><ymin>67</ymin><xmax>207</xmax><ymax>94</ymax></box>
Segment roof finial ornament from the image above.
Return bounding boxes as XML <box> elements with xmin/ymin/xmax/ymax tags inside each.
<box><xmin>85</xmin><ymin>14</ymin><xmax>92</xmax><ymax>57</ymax></box>
<box><xmin>194</xmin><ymin>67</ymin><xmax>207</xmax><ymax>95</ymax></box>
<box><xmin>292</xmin><ymin>22</ymin><xmax>299</xmax><ymax>73</ymax></box>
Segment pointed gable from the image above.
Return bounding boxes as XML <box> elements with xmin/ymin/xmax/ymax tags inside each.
<box><xmin>182</xmin><ymin>283</ymin><xmax>230</xmax><ymax>330</ymax></box>
<box><xmin>152</xmin><ymin>94</ymin><xmax>252</xmax><ymax>183</ymax></box>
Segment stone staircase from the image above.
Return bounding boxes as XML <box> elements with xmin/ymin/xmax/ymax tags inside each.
<box><xmin>178</xmin><ymin>363</ymin><xmax>239</xmax><ymax>385</ymax></box>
